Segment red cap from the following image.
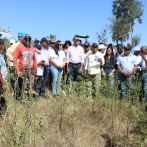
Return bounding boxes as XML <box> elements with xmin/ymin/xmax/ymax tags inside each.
<box><xmin>92</xmin><ymin>43</ymin><xmax>98</xmax><ymax>48</ymax></box>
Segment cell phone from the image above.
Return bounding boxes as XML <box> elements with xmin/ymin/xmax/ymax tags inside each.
<box><xmin>42</xmin><ymin>60</ymin><xmax>45</xmax><ymax>63</ymax></box>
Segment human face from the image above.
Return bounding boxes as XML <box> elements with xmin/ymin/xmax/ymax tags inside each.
<box><xmin>134</xmin><ymin>51</ymin><xmax>140</xmax><ymax>56</ymax></box>
<box><xmin>124</xmin><ymin>49</ymin><xmax>131</xmax><ymax>56</ymax></box>
<box><xmin>22</xmin><ymin>38</ymin><xmax>31</xmax><ymax>47</ymax></box>
<box><xmin>73</xmin><ymin>37</ymin><xmax>79</xmax><ymax>46</ymax></box>
<box><xmin>141</xmin><ymin>47</ymin><xmax>147</xmax><ymax>55</ymax></box>
<box><xmin>100</xmin><ymin>49</ymin><xmax>105</xmax><ymax>54</ymax></box>
<box><xmin>18</xmin><ymin>36</ymin><xmax>24</xmax><ymax>42</ymax></box>
<box><xmin>107</xmin><ymin>48</ymin><xmax>112</xmax><ymax>56</ymax></box>
<box><xmin>117</xmin><ymin>45</ymin><xmax>123</xmax><ymax>54</ymax></box>
<box><xmin>51</xmin><ymin>42</ymin><xmax>55</xmax><ymax>48</ymax></box>
<box><xmin>0</xmin><ymin>44</ymin><xmax>4</xmax><ymax>50</ymax></box>
<box><xmin>128</xmin><ymin>43</ymin><xmax>133</xmax><ymax>49</ymax></box>
<box><xmin>41</xmin><ymin>42</ymin><xmax>48</xmax><ymax>48</ymax></box>
<box><xmin>59</xmin><ymin>42</ymin><xmax>62</xmax><ymax>50</ymax></box>
<box><xmin>84</xmin><ymin>46</ymin><xmax>89</xmax><ymax>53</ymax></box>
<box><xmin>66</xmin><ymin>43</ymin><xmax>70</xmax><ymax>48</ymax></box>
<box><xmin>92</xmin><ymin>47</ymin><xmax>98</xmax><ymax>54</ymax></box>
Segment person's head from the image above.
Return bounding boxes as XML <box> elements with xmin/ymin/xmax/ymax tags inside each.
<box><xmin>34</xmin><ymin>43</ymin><xmax>42</xmax><ymax>54</ymax></box>
<box><xmin>117</xmin><ymin>44</ymin><xmax>123</xmax><ymax>54</ymax></box>
<box><xmin>84</xmin><ymin>42</ymin><xmax>90</xmax><ymax>53</ymax></box>
<box><xmin>106</xmin><ymin>46</ymin><xmax>114</xmax><ymax>57</ymax></box>
<box><xmin>101</xmin><ymin>41</ymin><xmax>107</xmax><ymax>47</ymax></box>
<box><xmin>10</xmin><ymin>39</ymin><xmax>15</xmax><ymax>46</ymax></box>
<box><xmin>22</xmin><ymin>34</ymin><xmax>32</xmax><ymax>47</ymax></box>
<box><xmin>34</xmin><ymin>38</ymin><xmax>39</xmax><ymax>44</ymax></box>
<box><xmin>108</xmin><ymin>43</ymin><xmax>113</xmax><ymax>48</ymax></box>
<box><xmin>0</xmin><ymin>39</ymin><xmax>5</xmax><ymax>50</ymax></box>
<box><xmin>127</xmin><ymin>42</ymin><xmax>133</xmax><ymax>49</ymax></box>
<box><xmin>50</xmin><ymin>38</ymin><xmax>55</xmax><ymax>48</ymax></box>
<box><xmin>92</xmin><ymin>43</ymin><xmax>98</xmax><ymax>54</ymax></box>
<box><xmin>64</xmin><ymin>40</ymin><xmax>71</xmax><ymax>49</ymax></box>
<box><xmin>141</xmin><ymin>46</ymin><xmax>147</xmax><ymax>55</ymax></box>
<box><xmin>73</xmin><ymin>36</ymin><xmax>79</xmax><ymax>46</ymax></box>
<box><xmin>124</xmin><ymin>46</ymin><xmax>131</xmax><ymax>56</ymax></box>
<box><xmin>134</xmin><ymin>47</ymin><xmax>140</xmax><ymax>56</ymax></box>
<box><xmin>40</xmin><ymin>37</ymin><xmax>49</xmax><ymax>48</ymax></box>
<box><xmin>98</xmin><ymin>44</ymin><xmax>106</xmax><ymax>54</ymax></box>
<box><xmin>59</xmin><ymin>41</ymin><xmax>63</xmax><ymax>50</ymax></box>
<box><xmin>17</xmin><ymin>32</ymin><xmax>25</xmax><ymax>42</ymax></box>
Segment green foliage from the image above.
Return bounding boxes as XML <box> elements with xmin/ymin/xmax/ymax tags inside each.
<box><xmin>132</xmin><ymin>34</ymin><xmax>141</xmax><ymax>47</ymax></box>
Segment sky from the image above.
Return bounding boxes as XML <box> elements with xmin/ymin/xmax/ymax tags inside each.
<box><xmin>0</xmin><ymin>0</ymin><xmax>147</xmax><ymax>47</ymax></box>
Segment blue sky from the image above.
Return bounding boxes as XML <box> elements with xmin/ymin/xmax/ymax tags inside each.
<box><xmin>1</xmin><ymin>0</ymin><xmax>146</xmax><ymax>47</ymax></box>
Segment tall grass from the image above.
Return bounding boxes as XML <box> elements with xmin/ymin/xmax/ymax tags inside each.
<box><xmin>0</xmin><ymin>71</ymin><xmax>147</xmax><ymax>147</ymax></box>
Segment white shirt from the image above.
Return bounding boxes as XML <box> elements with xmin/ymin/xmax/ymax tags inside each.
<box><xmin>0</xmin><ymin>55</ymin><xmax>7</xmax><ymax>83</ymax></box>
<box><xmin>7</xmin><ymin>47</ymin><xmax>14</xmax><ymax>66</ymax></box>
<box><xmin>35</xmin><ymin>53</ymin><xmax>46</xmax><ymax>76</ymax></box>
<box><xmin>41</xmin><ymin>47</ymin><xmax>50</xmax><ymax>66</ymax></box>
<box><xmin>50</xmin><ymin>49</ymin><xmax>65</xmax><ymax>67</ymax></box>
<box><xmin>136</xmin><ymin>55</ymin><xmax>141</xmax><ymax>70</ymax></box>
<box><xmin>141</xmin><ymin>55</ymin><xmax>147</xmax><ymax>70</ymax></box>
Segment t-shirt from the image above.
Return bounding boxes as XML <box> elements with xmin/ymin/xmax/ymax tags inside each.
<box><xmin>0</xmin><ymin>55</ymin><xmax>7</xmax><ymax>83</ymax></box>
<box><xmin>35</xmin><ymin>52</ymin><xmax>46</xmax><ymax>76</ymax></box>
<box><xmin>13</xmin><ymin>44</ymin><xmax>37</xmax><ymax>72</ymax></box>
<box><xmin>50</xmin><ymin>49</ymin><xmax>65</xmax><ymax>67</ymax></box>
<box><xmin>7</xmin><ymin>47</ymin><xmax>14</xmax><ymax>66</ymax></box>
<box><xmin>136</xmin><ymin>55</ymin><xmax>141</xmax><ymax>71</ymax></box>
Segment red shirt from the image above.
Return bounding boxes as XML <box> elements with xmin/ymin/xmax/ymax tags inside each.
<box><xmin>13</xmin><ymin>44</ymin><xmax>37</xmax><ymax>72</ymax></box>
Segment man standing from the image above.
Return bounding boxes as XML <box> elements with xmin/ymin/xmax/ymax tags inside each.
<box><xmin>83</xmin><ymin>42</ymin><xmax>91</xmax><ymax>70</ymax></box>
<box><xmin>13</xmin><ymin>34</ymin><xmax>37</xmax><ymax>100</ymax></box>
<box><xmin>127</xmin><ymin>42</ymin><xmax>134</xmax><ymax>55</ymax></box>
<box><xmin>117</xmin><ymin>46</ymin><xmax>138</xmax><ymax>99</ymax></box>
<box><xmin>115</xmin><ymin>44</ymin><xmax>124</xmax><ymax>59</ymax></box>
<box><xmin>66</xmin><ymin>36</ymin><xmax>84</xmax><ymax>82</ymax></box>
<box><xmin>40</xmin><ymin>38</ymin><xmax>50</xmax><ymax>98</ymax></box>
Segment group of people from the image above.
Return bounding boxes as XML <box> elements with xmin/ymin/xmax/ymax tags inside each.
<box><xmin>0</xmin><ymin>32</ymin><xmax>146</xmax><ymax>106</ymax></box>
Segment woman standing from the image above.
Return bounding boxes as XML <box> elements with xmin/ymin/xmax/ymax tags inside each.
<box><xmin>101</xmin><ymin>46</ymin><xmax>117</xmax><ymax>98</ymax></box>
<box><xmin>50</xmin><ymin>42</ymin><xmax>66</xmax><ymax>98</ymax></box>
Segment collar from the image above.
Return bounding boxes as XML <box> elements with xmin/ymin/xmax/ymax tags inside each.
<box><xmin>73</xmin><ymin>45</ymin><xmax>79</xmax><ymax>48</ymax></box>
<box><xmin>84</xmin><ymin>50</ymin><xmax>91</xmax><ymax>54</ymax></box>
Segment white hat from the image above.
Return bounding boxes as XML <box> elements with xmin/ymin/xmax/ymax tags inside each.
<box><xmin>10</xmin><ymin>39</ymin><xmax>15</xmax><ymax>44</ymax></box>
<box><xmin>133</xmin><ymin>47</ymin><xmax>140</xmax><ymax>52</ymax></box>
<box><xmin>98</xmin><ymin>44</ymin><xmax>106</xmax><ymax>50</ymax></box>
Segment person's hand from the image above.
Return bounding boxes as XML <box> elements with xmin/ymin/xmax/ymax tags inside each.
<box><xmin>33</xmin><ymin>69</ymin><xmax>37</xmax><ymax>77</ymax></box>
<box><xmin>39</xmin><ymin>61</ymin><xmax>44</xmax><ymax>66</ymax></box>
<box><xmin>17</xmin><ymin>71</ymin><xmax>23</xmax><ymax>77</ymax></box>
<box><xmin>98</xmin><ymin>58</ymin><xmax>102</xmax><ymax>62</ymax></box>
<box><xmin>108</xmin><ymin>72</ymin><xmax>113</xmax><ymax>77</ymax></box>
<box><xmin>78</xmin><ymin>68</ymin><xmax>82</xmax><ymax>74</ymax></box>
<box><xmin>2</xmin><ymin>85</ymin><xmax>6</xmax><ymax>92</ymax></box>
<box><xmin>58</xmin><ymin>65</ymin><xmax>64</xmax><ymax>69</ymax></box>
<box><xmin>67</xmin><ymin>67</ymin><xmax>70</xmax><ymax>73</ymax></box>
<box><xmin>102</xmin><ymin>72</ymin><xmax>106</xmax><ymax>76</ymax></box>
<box><xmin>122</xmin><ymin>72</ymin><xmax>128</xmax><ymax>77</ymax></box>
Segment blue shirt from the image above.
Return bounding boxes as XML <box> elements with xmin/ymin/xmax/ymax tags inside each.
<box><xmin>117</xmin><ymin>54</ymin><xmax>138</xmax><ymax>73</ymax></box>
<box><xmin>130</xmin><ymin>49</ymin><xmax>134</xmax><ymax>55</ymax></box>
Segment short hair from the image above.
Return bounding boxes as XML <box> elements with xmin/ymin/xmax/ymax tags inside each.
<box><xmin>117</xmin><ymin>44</ymin><xmax>123</xmax><ymax>47</ymax></box>
<box><xmin>73</xmin><ymin>36</ymin><xmax>78</xmax><ymax>40</ymax></box>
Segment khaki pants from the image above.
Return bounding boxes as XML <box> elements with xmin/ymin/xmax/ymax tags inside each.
<box><xmin>87</xmin><ymin>73</ymin><xmax>101</xmax><ymax>97</ymax></box>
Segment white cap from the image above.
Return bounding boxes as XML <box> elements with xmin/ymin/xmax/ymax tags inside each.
<box><xmin>10</xmin><ymin>39</ymin><xmax>15</xmax><ymax>44</ymax></box>
<box><xmin>98</xmin><ymin>44</ymin><xmax>106</xmax><ymax>50</ymax></box>
<box><xmin>133</xmin><ymin>47</ymin><xmax>140</xmax><ymax>52</ymax></box>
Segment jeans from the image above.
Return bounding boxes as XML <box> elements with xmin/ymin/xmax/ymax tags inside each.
<box><xmin>103</xmin><ymin>69</ymin><xmax>114</xmax><ymax>98</ymax></box>
<box><xmin>40</xmin><ymin>66</ymin><xmax>50</xmax><ymax>96</ymax></box>
<box><xmin>119</xmin><ymin>73</ymin><xmax>135</xmax><ymax>99</ymax></box>
<box><xmin>68</xmin><ymin>63</ymin><xmax>81</xmax><ymax>82</ymax></box>
<box><xmin>34</xmin><ymin>76</ymin><xmax>44</xmax><ymax>99</ymax></box>
<box><xmin>142</xmin><ymin>71</ymin><xmax>147</xmax><ymax>102</ymax></box>
<box><xmin>50</xmin><ymin>66</ymin><xmax>63</xmax><ymax>95</ymax></box>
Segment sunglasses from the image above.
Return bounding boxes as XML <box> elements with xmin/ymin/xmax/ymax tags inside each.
<box><xmin>51</xmin><ymin>42</ymin><xmax>55</xmax><ymax>44</ymax></box>
<box><xmin>75</xmin><ymin>39</ymin><xmax>79</xmax><ymax>42</ymax></box>
<box><xmin>59</xmin><ymin>44</ymin><xmax>62</xmax><ymax>46</ymax></box>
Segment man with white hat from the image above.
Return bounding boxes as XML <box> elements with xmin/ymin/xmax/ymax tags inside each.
<box><xmin>98</xmin><ymin>44</ymin><xmax>106</xmax><ymax>57</ymax></box>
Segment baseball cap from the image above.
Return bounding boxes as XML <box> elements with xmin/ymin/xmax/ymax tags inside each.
<box><xmin>34</xmin><ymin>43</ymin><xmax>42</xmax><ymax>49</ymax></box>
<box><xmin>24</xmin><ymin>34</ymin><xmax>32</xmax><ymax>40</ymax></box>
<box><xmin>41</xmin><ymin>37</ymin><xmax>49</xmax><ymax>43</ymax></box>
<box><xmin>48</xmin><ymin>40</ymin><xmax>51</xmax><ymax>44</ymax></box>
<box><xmin>10</xmin><ymin>39</ymin><xmax>15</xmax><ymax>44</ymax></box>
<box><xmin>0</xmin><ymin>39</ymin><xmax>6</xmax><ymax>44</ymax></box>
<box><xmin>92</xmin><ymin>43</ymin><xmax>98</xmax><ymax>48</ymax></box>
<box><xmin>17</xmin><ymin>32</ymin><xmax>25</xmax><ymax>37</ymax></box>
<box><xmin>133</xmin><ymin>47</ymin><xmax>140</xmax><ymax>52</ymax></box>
<box><xmin>34</xmin><ymin>38</ymin><xmax>39</xmax><ymax>43</ymax></box>
<box><xmin>84</xmin><ymin>42</ymin><xmax>90</xmax><ymax>46</ymax></box>
<box><xmin>98</xmin><ymin>44</ymin><xmax>106</xmax><ymax>49</ymax></box>
<box><xmin>124</xmin><ymin>46</ymin><xmax>131</xmax><ymax>50</ymax></box>
<box><xmin>50</xmin><ymin>38</ymin><xmax>55</xmax><ymax>43</ymax></box>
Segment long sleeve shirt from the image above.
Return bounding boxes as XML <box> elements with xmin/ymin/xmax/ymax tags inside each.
<box><xmin>7</xmin><ymin>41</ymin><xmax>20</xmax><ymax>61</ymax></box>
<box><xmin>66</xmin><ymin>45</ymin><xmax>84</xmax><ymax>64</ymax></box>
<box><xmin>85</xmin><ymin>52</ymin><xmax>104</xmax><ymax>75</ymax></box>
<box><xmin>13</xmin><ymin>44</ymin><xmax>37</xmax><ymax>72</ymax></box>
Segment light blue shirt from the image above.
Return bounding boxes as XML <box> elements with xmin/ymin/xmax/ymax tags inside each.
<box><xmin>117</xmin><ymin>54</ymin><xmax>139</xmax><ymax>73</ymax></box>
<box><xmin>130</xmin><ymin>49</ymin><xmax>134</xmax><ymax>55</ymax></box>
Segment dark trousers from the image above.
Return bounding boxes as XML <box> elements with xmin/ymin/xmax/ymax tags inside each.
<box><xmin>40</xmin><ymin>66</ymin><xmax>49</xmax><ymax>96</ymax></box>
<box><xmin>68</xmin><ymin>63</ymin><xmax>81</xmax><ymax>82</ymax></box>
<box><xmin>0</xmin><ymin>84</ymin><xmax>6</xmax><ymax>115</ymax></box>
<box><xmin>34</xmin><ymin>76</ymin><xmax>43</xmax><ymax>99</ymax></box>
<box><xmin>18</xmin><ymin>68</ymin><xmax>34</xmax><ymax>100</ymax></box>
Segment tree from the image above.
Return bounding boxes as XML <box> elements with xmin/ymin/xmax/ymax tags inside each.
<box><xmin>50</xmin><ymin>34</ymin><xmax>56</xmax><ymax>40</ymax></box>
<box><xmin>132</xmin><ymin>34</ymin><xmax>141</xmax><ymax>47</ymax></box>
<box><xmin>112</xmin><ymin>0</ymin><xmax>144</xmax><ymax>42</ymax></box>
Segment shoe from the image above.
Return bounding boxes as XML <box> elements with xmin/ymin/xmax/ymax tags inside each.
<box><xmin>53</xmin><ymin>95</ymin><xmax>56</xmax><ymax>98</ymax></box>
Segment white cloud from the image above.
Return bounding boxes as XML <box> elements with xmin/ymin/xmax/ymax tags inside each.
<box><xmin>0</xmin><ymin>32</ymin><xmax>13</xmax><ymax>39</ymax></box>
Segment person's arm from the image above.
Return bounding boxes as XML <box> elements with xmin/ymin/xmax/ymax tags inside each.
<box><xmin>142</xmin><ymin>54</ymin><xmax>147</xmax><ymax>65</ymax></box>
<box><xmin>0</xmin><ymin>71</ymin><xmax>6</xmax><ymax>92</ymax></box>
<box><xmin>108</xmin><ymin>69</ymin><xmax>115</xmax><ymax>77</ymax></box>
<box><xmin>66</xmin><ymin>48</ymin><xmax>70</xmax><ymax>73</ymax></box>
<box><xmin>7</xmin><ymin>44</ymin><xmax>15</xmax><ymax>62</ymax></box>
<box><xmin>33</xmin><ymin>51</ymin><xmax>37</xmax><ymax>77</ymax></box>
<box><xmin>62</xmin><ymin>58</ymin><xmax>66</xmax><ymax>67</ymax></box>
<box><xmin>101</xmin><ymin>67</ymin><xmax>106</xmax><ymax>76</ymax></box>
<box><xmin>129</xmin><ymin>65</ymin><xmax>138</xmax><ymax>75</ymax></box>
<box><xmin>50</xmin><ymin>57</ymin><xmax>60</xmax><ymax>68</ymax></box>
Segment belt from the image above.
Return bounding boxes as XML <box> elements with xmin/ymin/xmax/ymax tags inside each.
<box><xmin>69</xmin><ymin>62</ymin><xmax>81</xmax><ymax>65</ymax></box>
<box><xmin>104</xmin><ymin>68</ymin><xmax>113</xmax><ymax>69</ymax></box>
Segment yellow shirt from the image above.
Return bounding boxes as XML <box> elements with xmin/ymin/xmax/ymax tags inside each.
<box><xmin>85</xmin><ymin>51</ymin><xmax>104</xmax><ymax>75</ymax></box>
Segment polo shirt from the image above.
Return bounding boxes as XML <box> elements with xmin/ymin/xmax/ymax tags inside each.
<box><xmin>117</xmin><ymin>54</ymin><xmax>139</xmax><ymax>73</ymax></box>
